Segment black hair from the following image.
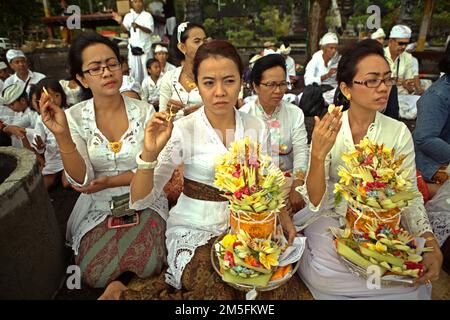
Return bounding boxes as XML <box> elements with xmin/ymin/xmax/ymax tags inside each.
<box><xmin>169</xmin><ymin>22</ymin><xmax>205</xmax><ymax>66</ymax></box>
<box><xmin>193</xmin><ymin>40</ymin><xmax>243</xmax><ymax>83</ymax></box>
<box><xmin>146</xmin><ymin>58</ymin><xmax>160</xmax><ymax>69</ymax></box>
<box><xmin>439</xmin><ymin>41</ymin><xmax>450</xmax><ymax>74</ymax></box>
<box><xmin>34</xmin><ymin>77</ymin><xmax>68</xmax><ymax>109</ymax></box>
<box><xmin>119</xmin><ymin>56</ymin><xmax>128</xmax><ymax>65</ymax></box>
<box><xmin>250</xmin><ymin>54</ymin><xmax>286</xmax><ymax>86</ymax></box>
<box><xmin>335</xmin><ymin>39</ymin><xmax>388</xmax><ymax>109</ymax></box>
<box><xmin>68</xmin><ymin>32</ymin><xmax>121</xmax><ymax>100</ymax></box>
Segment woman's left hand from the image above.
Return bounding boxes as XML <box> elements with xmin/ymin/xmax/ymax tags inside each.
<box><xmin>72</xmin><ymin>176</ymin><xmax>110</xmax><ymax>194</ymax></box>
<box><xmin>279</xmin><ymin>210</ymin><xmax>297</xmax><ymax>245</ymax></box>
<box><xmin>416</xmin><ymin>237</ymin><xmax>443</xmax><ymax>286</ymax></box>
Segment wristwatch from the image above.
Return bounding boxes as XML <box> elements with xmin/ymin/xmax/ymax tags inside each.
<box><xmin>136</xmin><ymin>151</ymin><xmax>158</xmax><ymax>170</ymax></box>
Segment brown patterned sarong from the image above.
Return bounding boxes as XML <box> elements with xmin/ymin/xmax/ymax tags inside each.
<box><xmin>432</xmin><ymin>165</ymin><xmax>449</xmax><ymax>184</ymax></box>
<box><xmin>75</xmin><ymin>208</ymin><xmax>167</xmax><ymax>288</ymax></box>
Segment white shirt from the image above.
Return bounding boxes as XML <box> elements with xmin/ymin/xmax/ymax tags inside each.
<box><xmin>0</xmin><ymin>107</ymin><xmax>38</xmax><ymax>148</ymax></box>
<box><xmin>304</xmin><ymin>50</ymin><xmax>340</xmax><ymax>87</ymax></box>
<box><xmin>141</xmin><ymin>75</ymin><xmax>162</xmax><ymax>104</ymax></box>
<box><xmin>63</xmin><ymin>95</ymin><xmax>163</xmax><ymax>254</ymax></box>
<box><xmin>130</xmin><ymin>107</ymin><xmax>269</xmax><ymax>289</ymax></box>
<box><xmin>3</xmin><ymin>70</ymin><xmax>46</xmax><ymax>95</ymax></box>
<box><xmin>0</xmin><ymin>79</ymin><xmax>3</xmax><ymax>93</ymax></box>
<box><xmin>59</xmin><ymin>80</ymin><xmax>82</xmax><ymax>107</ymax></box>
<box><xmin>384</xmin><ymin>47</ymin><xmax>415</xmax><ymax>80</ymax></box>
<box><xmin>161</xmin><ymin>62</ymin><xmax>176</xmax><ymax>76</ymax></box>
<box><xmin>285</xmin><ymin>56</ymin><xmax>296</xmax><ymax>79</ymax></box>
<box><xmin>240</xmin><ymin>99</ymin><xmax>309</xmax><ymax>174</ymax></box>
<box><xmin>123</xmin><ymin>9</ymin><xmax>154</xmax><ymax>53</ymax></box>
<box><xmin>29</xmin><ymin>116</ymin><xmax>64</xmax><ymax>175</ymax></box>
<box><xmin>295</xmin><ymin>111</ymin><xmax>432</xmax><ymax>237</ymax></box>
<box><xmin>159</xmin><ymin>66</ymin><xmax>203</xmax><ymax>119</ymax></box>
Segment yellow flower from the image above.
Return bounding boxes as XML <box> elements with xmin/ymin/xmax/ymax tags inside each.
<box><xmin>338</xmin><ymin>167</ymin><xmax>353</xmax><ymax>185</ymax></box>
<box><xmin>221</xmin><ymin>234</ymin><xmax>237</xmax><ymax>249</ymax></box>
<box><xmin>259</xmin><ymin>252</ymin><xmax>279</xmax><ymax>270</ymax></box>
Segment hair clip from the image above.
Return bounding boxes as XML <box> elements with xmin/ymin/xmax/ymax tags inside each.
<box><xmin>177</xmin><ymin>22</ymin><xmax>189</xmax><ymax>43</ymax></box>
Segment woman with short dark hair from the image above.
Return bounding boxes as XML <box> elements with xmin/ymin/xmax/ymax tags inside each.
<box><xmin>241</xmin><ymin>54</ymin><xmax>309</xmax><ymax>213</ymax></box>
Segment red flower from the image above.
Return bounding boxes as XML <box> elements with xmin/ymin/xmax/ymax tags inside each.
<box><xmin>241</xmin><ymin>186</ymin><xmax>250</xmax><ymax>196</ymax></box>
<box><xmin>404</xmin><ymin>262</ymin><xmax>423</xmax><ymax>270</ymax></box>
<box><xmin>284</xmin><ymin>172</ymin><xmax>292</xmax><ymax>177</ymax></box>
<box><xmin>232</xmin><ymin>171</ymin><xmax>241</xmax><ymax>178</ymax></box>
<box><xmin>233</xmin><ymin>241</ymin><xmax>243</xmax><ymax>248</ymax></box>
<box><xmin>234</xmin><ymin>190</ymin><xmax>243</xmax><ymax>199</ymax></box>
<box><xmin>224</xmin><ymin>250</ymin><xmax>235</xmax><ymax>267</ymax></box>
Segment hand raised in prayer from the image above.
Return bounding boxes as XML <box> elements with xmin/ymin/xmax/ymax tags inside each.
<box><xmin>40</xmin><ymin>90</ymin><xmax>70</xmax><ymax>137</ymax></box>
<box><xmin>142</xmin><ymin>112</ymin><xmax>174</xmax><ymax>160</ymax></box>
<box><xmin>310</xmin><ymin>107</ymin><xmax>342</xmax><ymax>161</ymax></box>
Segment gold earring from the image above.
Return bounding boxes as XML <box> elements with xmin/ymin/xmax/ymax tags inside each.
<box><xmin>346</xmin><ymin>94</ymin><xmax>351</xmax><ymax>100</ymax></box>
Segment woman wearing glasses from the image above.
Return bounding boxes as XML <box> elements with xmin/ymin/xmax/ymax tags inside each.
<box><xmin>293</xmin><ymin>39</ymin><xmax>443</xmax><ymax>299</ymax></box>
<box><xmin>39</xmin><ymin>32</ymin><xmax>167</xmax><ymax>299</ymax></box>
<box><xmin>240</xmin><ymin>54</ymin><xmax>309</xmax><ymax>213</ymax></box>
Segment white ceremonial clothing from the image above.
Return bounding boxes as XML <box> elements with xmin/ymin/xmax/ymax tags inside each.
<box><xmin>304</xmin><ymin>50</ymin><xmax>340</xmax><ymax>87</ymax></box>
<box><xmin>141</xmin><ymin>75</ymin><xmax>162</xmax><ymax>105</ymax></box>
<box><xmin>3</xmin><ymin>70</ymin><xmax>46</xmax><ymax>95</ymax></box>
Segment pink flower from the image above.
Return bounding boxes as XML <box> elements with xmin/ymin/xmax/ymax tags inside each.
<box><xmin>232</xmin><ymin>171</ymin><xmax>241</xmax><ymax>178</ymax></box>
<box><xmin>269</xmin><ymin>120</ymin><xmax>280</xmax><ymax>128</ymax></box>
<box><xmin>248</xmin><ymin>155</ymin><xmax>259</xmax><ymax>168</ymax></box>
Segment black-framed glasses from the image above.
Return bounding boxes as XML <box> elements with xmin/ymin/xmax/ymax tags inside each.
<box><xmin>259</xmin><ymin>81</ymin><xmax>290</xmax><ymax>91</ymax></box>
<box><xmin>82</xmin><ymin>60</ymin><xmax>121</xmax><ymax>76</ymax></box>
<box><xmin>353</xmin><ymin>77</ymin><xmax>396</xmax><ymax>88</ymax></box>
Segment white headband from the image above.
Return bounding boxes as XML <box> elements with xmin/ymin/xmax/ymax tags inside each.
<box><xmin>177</xmin><ymin>22</ymin><xmax>189</xmax><ymax>43</ymax></box>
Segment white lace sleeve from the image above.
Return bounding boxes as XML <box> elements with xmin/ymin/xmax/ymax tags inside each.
<box><xmin>292</xmin><ymin>108</ymin><xmax>309</xmax><ymax>173</ymax></box>
<box><xmin>64</xmin><ymin>110</ymin><xmax>95</xmax><ymax>187</ymax></box>
<box><xmin>129</xmin><ymin>125</ymin><xmax>183</xmax><ymax>211</ymax></box>
<box><xmin>397</xmin><ymin>128</ymin><xmax>433</xmax><ymax>236</ymax></box>
<box><xmin>296</xmin><ymin>147</ymin><xmax>334</xmax><ymax>212</ymax></box>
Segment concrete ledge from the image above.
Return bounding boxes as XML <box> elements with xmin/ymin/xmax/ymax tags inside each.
<box><xmin>0</xmin><ymin>147</ymin><xmax>65</xmax><ymax>299</ymax></box>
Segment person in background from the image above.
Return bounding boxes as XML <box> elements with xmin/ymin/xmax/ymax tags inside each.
<box><xmin>119</xmin><ymin>74</ymin><xmax>142</xmax><ymax>100</ymax></box>
<box><xmin>30</xmin><ymin>78</ymin><xmax>68</xmax><ymax>189</ymax></box>
<box><xmin>0</xmin><ymin>61</ymin><xmax>10</xmax><ymax>93</ymax></box>
<box><xmin>240</xmin><ymin>54</ymin><xmax>309</xmax><ymax>213</ymax></box>
<box><xmin>370</xmin><ymin>27</ymin><xmax>386</xmax><ymax>45</ymax></box>
<box><xmin>154</xmin><ymin>44</ymin><xmax>175</xmax><ymax>76</ymax></box>
<box><xmin>120</xmin><ymin>56</ymin><xmax>130</xmax><ymax>76</ymax></box>
<box><xmin>160</xmin><ymin>21</ymin><xmax>207</xmax><ymax>119</ymax></box>
<box><xmin>304</xmin><ymin>32</ymin><xmax>341</xmax><ymax>92</ymax></box>
<box><xmin>163</xmin><ymin>0</ymin><xmax>177</xmax><ymax>39</ymax></box>
<box><xmin>385</xmin><ymin>25</ymin><xmax>421</xmax><ymax>95</ymax></box>
<box><xmin>112</xmin><ymin>0</ymin><xmax>155</xmax><ymax>84</ymax></box>
<box><xmin>0</xmin><ymin>82</ymin><xmax>39</xmax><ymax>148</ymax></box>
<box><xmin>0</xmin><ymin>61</ymin><xmax>10</xmax><ymax>81</ymax></box>
<box><xmin>413</xmin><ymin>43</ymin><xmax>450</xmax><ymax>194</ymax></box>
<box><xmin>3</xmin><ymin>49</ymin><xmax>46</xmax><ymax>95</ymax></box>
<box><xmin>59</xmin><ymin>77</ymin><xmax>82</xmax><ymax>107</ymax></box>
<box><xmin>141</xmin><ymin>58</ymin><xmax>162</xmax><ymax>109</ymax></box>
<box><xmin>278</xmin><ymin>43</ymin><xmax>297</xmax><ymax>86</ymax></box>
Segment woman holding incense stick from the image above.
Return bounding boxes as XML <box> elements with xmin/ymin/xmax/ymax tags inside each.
<box><xmin>159</xmin><ymin>21</ymin><xmax>207</xmax><ymax>120</ymax></box>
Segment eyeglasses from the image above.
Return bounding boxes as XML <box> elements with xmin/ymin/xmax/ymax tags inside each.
<box><xmin>353</xmin><ymin>77</ymin><xmax>396</xmax><ymax>88</ymax></box>
<box><xmin>259</xmin><ymin>81</ymin><xmax>290</xmax><ymax>91</ymax></box>
<box><xmin>396</xmin><ymin>41</ymin><xmax>409</xmax><ymax>47</ymax></box>
<box><xmin>82</xmin><ymin>60</ymin><xmax>121</xmax><ymax>76</ymax></box>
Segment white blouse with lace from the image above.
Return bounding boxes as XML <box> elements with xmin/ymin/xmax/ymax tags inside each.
<box><xmin>159</xmin><ymin>66</ymin><xmax>203</xmax><ymax>119</ymax></box>
<box><xmin>240</xmin><ymin>99</ymin><xmax>309</xmax><ymax>174</ymax></box>
<box><xmin>64</xmin><ymin>95</ymin><xmax>167</xmax><ymax>255</ymax></box>
<box><xmin>130</xmin><ymin>107</ymin><xmax>269</xmax><ymax>289</ymax></box>
<box><xmin>294</xmin><ymin>111</ymin><xmax>433</xmax><ymax>237</ymax></box>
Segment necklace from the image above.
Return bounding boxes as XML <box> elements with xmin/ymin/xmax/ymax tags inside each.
<box><xmin>182</xmin><ymin>70</ymin><xmax>197</xmax><ymax>90</ymax></box>
<box><xmin>108</xmin><ymin>141</ymin><xmax>123</xmax><ymax>154</ymax></box>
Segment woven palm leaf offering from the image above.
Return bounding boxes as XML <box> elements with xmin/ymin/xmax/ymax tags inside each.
<box><xmin>213</xmin><ymin>137</ymin><xmax>305</xmax><ymax>290</ymax></box>
<box><xmin>333</xmin><ymin>138</ymin><xmax>433</xmax><ymax>283</ymax></box>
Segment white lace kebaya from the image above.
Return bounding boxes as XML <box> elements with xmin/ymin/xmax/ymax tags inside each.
<box><xmin>64</xmin><ymin>95</ymin><xmax>168</xmax><ymax>255</ymax></box>
<box><xmin>130</xmin><ymin>107</ymin><xmax>269</xmax><ymax>289</ymax></box>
